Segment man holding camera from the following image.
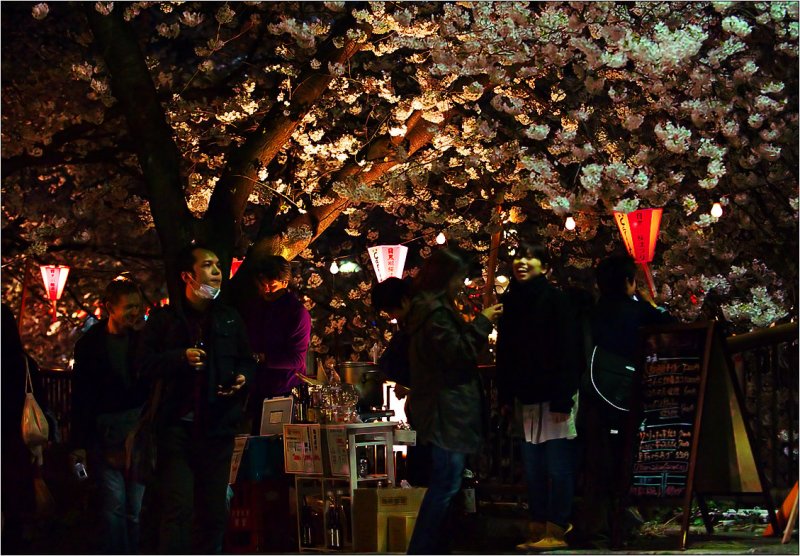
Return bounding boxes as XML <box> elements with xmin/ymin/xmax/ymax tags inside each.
<box><xmin>137</xmin><ymin>244</ymin><xmax>254</xmax><ymax>554</ymax></box>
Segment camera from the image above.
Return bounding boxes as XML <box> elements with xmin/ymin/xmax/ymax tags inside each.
<box><xmin>74</xmin><ymin>462</ymin><xmax>88</xmax><ymax>480</ymax></box>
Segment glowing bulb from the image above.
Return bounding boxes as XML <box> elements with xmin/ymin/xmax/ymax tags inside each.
<box><xmin>435</xmin><ymin>232</ymin><xmax>446</xmax><ymax>245</ymax></box>
<box><xmin>464</xmin><ymin>277</ymin><xmax>472</xmax><ymax>286</ymax></box>
<box><xmin>495</xmin><ymin>275</ymin><xmax>509</xmax><ymax>285</ymax></box>
<box><xmin>508</xmin><ymin>248</ymin><xmax>516</xmax><ymax>257</ymax></box>
<box><xmin>710</xmin><ymin>202</ymin><xmax>723</xmax><ymax>218</ymax></box>
<box><xmin>565</xmin><ymin>216</ymin><xmax>576</xmax><ymax>231</ymax></box>
<box><xmin>329</xmin><ymin>261</ymin><xmax>340</xmax><ymax>274</ymax></box>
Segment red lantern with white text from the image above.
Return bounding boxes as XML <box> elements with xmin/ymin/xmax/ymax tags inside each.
<box><xmin>613</xmin><ymin>208</ymin><xmax>662</xmax><ymax>299</ymax></box>
<box><xmin>40</xmin><ymin>264</ymin><xmax>70</xmax><ymax>322</ymax></box>
<box><xmin>367</xmin><ymin>245</ymin><xmax>408</xmax><ymax>283</ymax></box>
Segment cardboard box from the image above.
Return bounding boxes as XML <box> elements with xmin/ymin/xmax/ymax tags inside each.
<box><xmin>283</xmin><ymin>424</ymin><xmax>323</xmax><ymax>474</ymax></box>
<box><xmin>387</xmin><ymin>515</ymin><xmax>416</xmax><ymax>553</ymax></box>
<box><xmin>352</xmin><ymin>487</ymin><xmax>426</xmax><ymax>552</ymax></box>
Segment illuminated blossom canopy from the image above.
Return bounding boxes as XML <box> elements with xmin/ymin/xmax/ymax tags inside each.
<box><xmin>2</xmin><ymin>1</ymin><xmax>797</xmax><ymax>367</ymax></box>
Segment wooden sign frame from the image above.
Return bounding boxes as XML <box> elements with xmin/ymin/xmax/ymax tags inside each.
<box><xmin>616</xmin><ymin>321</ymin><xmax>778</xmax><ymax>550</ymax></box>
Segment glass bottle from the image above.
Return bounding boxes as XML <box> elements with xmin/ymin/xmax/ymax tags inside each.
<box><xmin>325</xmin><ymin>491</ymin><xmax>342</xmax><ymax>550</ymax></box>
<box><xmin>300</xmin><ymin>495</ymin><xmax>314</xmax><ymax>547</ymax></box>
<box><xmin>357</xmin><ymin>454</ymin><xmax>370</xmax><ymax>479</ymax></box>
<box><xmin>462</xmin><ymin>468</ymin><xmax>477</xmax><ymax>514</ymax></box>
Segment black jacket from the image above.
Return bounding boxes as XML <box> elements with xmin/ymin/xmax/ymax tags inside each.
<box><xmin>405</xmin><ymin>292</ymin><xmax>493</xmax><ymax>454</ymax></box>
<box><xmin>590</xmin><ymin>294</ymin><xmax>676</xmax><ymax>361</ymax></box>
<box><xmin>71</xmin><ymin>320</ymin><xmax>148</xmax><ymax>449</ymax></box>
<box><xmin>495</xmin><ymin>275</ymin><xmax>583</xmax><ymax>412</ymax></box>
<box><xmin>137</xmin><ymin>302</ymin><xmax>255</xmax><ymax>438</ymax></box>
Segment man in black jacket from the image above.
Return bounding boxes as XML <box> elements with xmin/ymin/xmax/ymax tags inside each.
<box><xmin>578</xmin><ymin>254</ymin><xmax>675</xmax><ymax>543</ymax></box>
<box><xmin>496</xmin><ymin>242</ymin><xmax>583</xmax><ymax>550</ymax></box>
<box><xmin>138</xmin><ymin>244</ymin><xmax>254</xmax><ymax>554</ymax></box>
<box><xmin>70</xmin><ymin>278</ymin><xmax>148</xmax><ymax>554</ymax></box>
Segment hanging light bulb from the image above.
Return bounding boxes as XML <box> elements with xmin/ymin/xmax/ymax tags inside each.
<box><xmin>435</xmin><ymin>232</ymin><xmax>446</xmax><ymax>245</ymax></box>
<box><xmin>710</xmin><ymin>202</ymin><xmax>723</xmax><ymax>218</ymax></box>
<box><xmin>565</xmin><ymin>215</ymin><xmax>576</xmax><ymax>231</ymax></box>
<box><xmin>329</xmin><ymin>261</ymin><xmax>340</xmax><ymax>274</ymax></box>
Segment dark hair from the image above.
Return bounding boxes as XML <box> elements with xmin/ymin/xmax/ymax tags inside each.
<box><xmin>413</xmin><ymin>248</ymin><xmax>470</xmax><ymax>295</ymax></box>
<box><xmin>177</xmin><ymin>243</ymin><xmax>216</xmax><ymax>276</ymax></box>
<box><xmin>596</xmin><ymin>255</ymin><xmax>637</xmax><ymax>297</ymax></box>
<box><xmin>102</xmin><ymin>278</ymin><xmax>143</xmax><ymax>306</ymax></box>
<box><xmin>371</xmin><ymin>277</ymin><xmax>411</xmax><ymax>313</ymax></box>
<box><xmin>516</xmin><ymin>241</ymin><xmax>550</xmax><ymax>267</ymax></box>
<box><xmin>255</xmin><ymin>255</ymin><xmax>292</xmax><ymax>282</ymax></box>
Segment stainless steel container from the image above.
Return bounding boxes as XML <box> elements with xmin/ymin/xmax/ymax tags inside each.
<box><xmin>339</xmin><ymin>361</ymin><xmax>386</xmax><ymax>411</ymax></box>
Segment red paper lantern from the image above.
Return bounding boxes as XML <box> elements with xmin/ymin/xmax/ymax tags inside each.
<box><xmin>613</xmin><ymin>208</ymin><xmax>663</xmax><ymax>298</ymax></box>
<box><xmin>40</xmin><ymin>264</ymin><xmax>70</xmax><ymax>321</ymax></box>
<box><xmin>230</xmin><ymin>257</ymin><xmax>244</xmax><ymax>279</ymax></box>
<box><xmin>367</xmin><ymin>245</ymin><xmax>408</xmax><ymax>283</ymax></box>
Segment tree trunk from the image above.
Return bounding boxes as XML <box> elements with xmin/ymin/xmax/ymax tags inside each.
<box><xmin>86</xmin><ymin>6</ymin><xmax>194</xmax><ymax>303</ymax></box>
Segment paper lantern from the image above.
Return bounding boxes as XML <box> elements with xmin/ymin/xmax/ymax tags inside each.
<box><xmin>613</xmin><ymin>208</ymin><xmax>663</xmax><ymax>298</ymax></box>
<box><xmin>40</xmin><ymin>264</ymin><xmax>70</xmax><ymax>321</ymax></box>
<box><xmin>367</xmin><ymin>245</ymin><xmax>408</xmax><ymax>283</ymax></box>
<box><xmin>230</xmin><ymin>257</ymin><xmax>244</xmax><ymax>278</ymax></box>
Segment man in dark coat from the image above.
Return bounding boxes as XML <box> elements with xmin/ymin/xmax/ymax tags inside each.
<box><xmin>578</xmin><ymin>254</ymin><xmax>675</xmax><ymax>542</ymax></box>
<box><xmin>70</xmin><ymin>278</ymin><xmax>148</xmax><ymax>554</ymax></box>
<box><xmin>1</xmin><ymin>304</ymin><xmax>42</xmax><ymax>553</ymax></box>
<box><xmin>137</xmin><ymin>244</ymin><xmax>254</xmax><ymax>554</ymax></box>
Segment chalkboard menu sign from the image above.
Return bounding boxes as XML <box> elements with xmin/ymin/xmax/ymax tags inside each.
<box><xmin>629</xmin><ymin>325</ymin><xmax>711</xmax><ymax>499</ymax></box>
<box><xmin>615</xmin><ymin>322</ymin><xmax>776</xmax><ymax>550</ymax></box>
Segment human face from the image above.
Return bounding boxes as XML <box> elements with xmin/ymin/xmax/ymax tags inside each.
<box><xmin>446</xmin><ymin>272</ymin><xmax>467</xmax><ymax>300</ymax></box>
<box><xmin>183</xmin><ymin>248</ymin><xmax>222</xmax><ymax>290</ymax></box>
<box><xmin>106</xmin><ymin>292</ymin><xmax>142</xmax><ymax>332</ymax></box>
<box><xmin>512</xmin><ymin>255</ymin><xmax>545</xmax><ymax>282</ymax></box>
<box><xmin>260</xmin><ymin>277</ymin><xmax>289</xmax><ymax>301</ymax></box>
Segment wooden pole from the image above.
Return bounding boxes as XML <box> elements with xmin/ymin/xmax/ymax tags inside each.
<box><xmin>17</xmin><ymin>258</ymin><xmax>33</xmax><ymax>333</ymax></box>
<box><xmin>482</xmin><ymin>189</ymin><xmax>505</xmax><ymax>307</ymax></box>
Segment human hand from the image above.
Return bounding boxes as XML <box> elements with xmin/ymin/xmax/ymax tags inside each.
<box><xmin>551</xmin><ymin>412</ymin><xmax>570</xmax><ymax>424</ymax></box>
<box><xmin>69</xmin><ymin>448</ymin><xmax>87</xmax><ymax>472</ymax></box>
<box><xmin>185</xmin><ymin>347</ymin><xmax>207</xmax><ymax>370</ymax></box>
<box><xmin>217</xmin><ymin>374</ymin><xmax>246</xmax><ymax>397</ymax></box>
<box><xmin>481</xmin><ymin>303</ymin><xmax>504</xmax><ymax>323</ymax></box>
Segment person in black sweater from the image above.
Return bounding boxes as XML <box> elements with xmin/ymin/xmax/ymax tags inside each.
<box><xmin>578</xmin><ymin>254</ymin><xmax>675</xmax><ymax>543</ymax></box>
<box><xmin>496</xmin><ymin>243</ymin><xmax>584</xmax><ymax>550</ymax></box>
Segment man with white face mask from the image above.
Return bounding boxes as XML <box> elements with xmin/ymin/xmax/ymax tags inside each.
<box><xmin>137</xmin><ymin>244</ymin><xmax>254</xmax><ymax>554</ymax></box>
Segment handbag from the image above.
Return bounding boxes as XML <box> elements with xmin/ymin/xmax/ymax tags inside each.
<box><xmin>587</xmin><ymin>345</ymin><xmax>637</xmax><ymax>412</ymax></box>
<box><xmin>21</xmin><ymin>356</ymin><xmax>49</xmax><ymax>451</ymax></box>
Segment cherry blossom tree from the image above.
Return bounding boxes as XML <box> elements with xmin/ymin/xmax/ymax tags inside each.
<box><xmin>2</xmin><ymin>1</ymin><xmax>797</xmax><ymax>367</ymax></box>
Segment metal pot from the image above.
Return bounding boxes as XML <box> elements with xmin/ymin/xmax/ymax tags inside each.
<box><xmin>339</xmin><ymin>361</ymin><xmax>386</xmax><ymax>411</ymax></box>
